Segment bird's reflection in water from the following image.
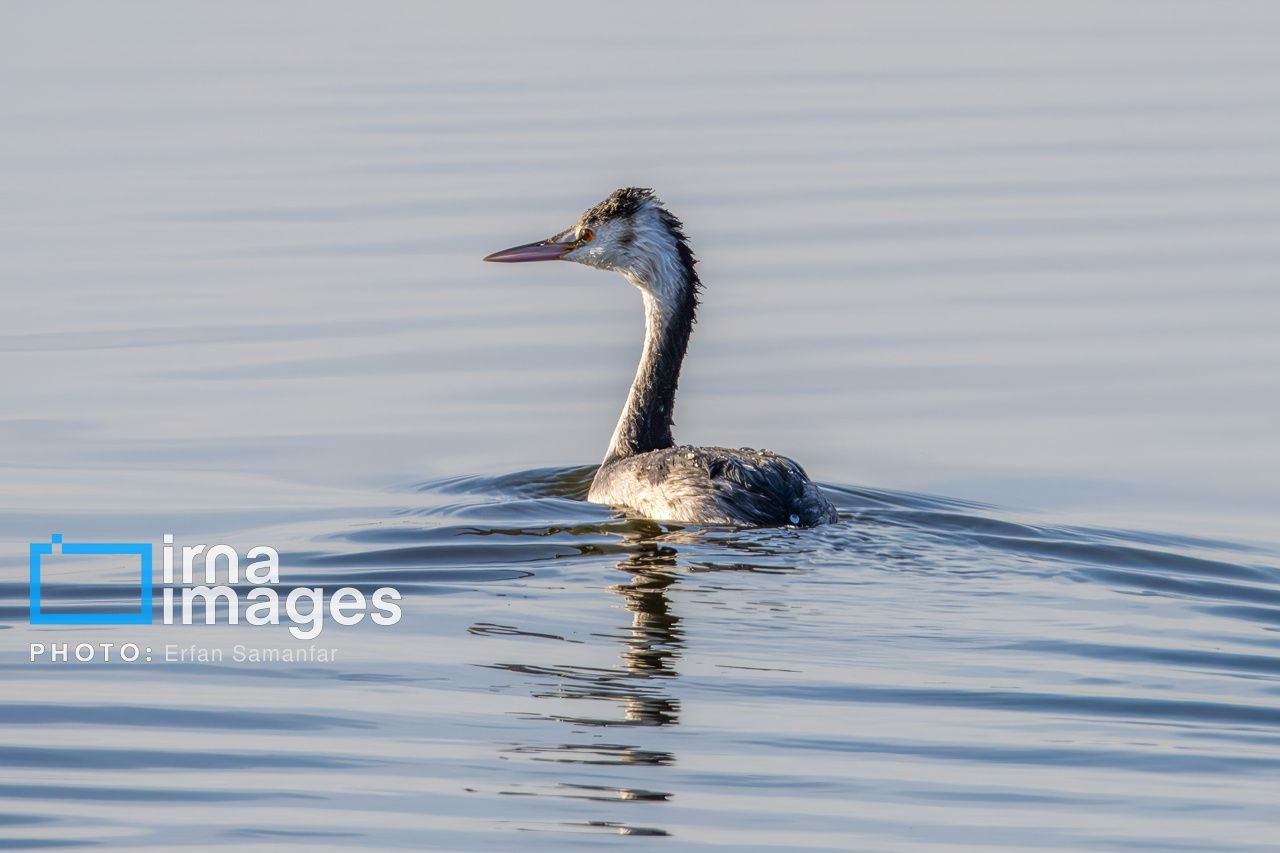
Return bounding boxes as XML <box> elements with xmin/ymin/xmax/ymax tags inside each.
<box><xmin>599</xmin><ymin>530</ymin><xmax>684</xmax><ymax>727</ymax></box>
<box><xmin>464</xmin><ymin>502</ymin><xmax>798</xmax><ymax>834</ymax></box>
<box><xmin>478</xmin><ymin>524</ymin><xmax>686</xmax><ymax>832</ymax></box>
<box><xmin>490</xmin><ymin>524</ymin><xmax>684</xmax><ymax>735</ymax></box>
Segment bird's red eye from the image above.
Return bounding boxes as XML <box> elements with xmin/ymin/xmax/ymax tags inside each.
<box><xmin>578</xmin><ymin>227</ymin><xmax>595</xmax><ymax>243</ymax></box>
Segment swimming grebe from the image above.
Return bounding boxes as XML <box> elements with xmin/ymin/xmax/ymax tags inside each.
<box><xmin>484</xmin><ymin>188</ymin><xmax>837</xmax><ymax>527</ymax></box>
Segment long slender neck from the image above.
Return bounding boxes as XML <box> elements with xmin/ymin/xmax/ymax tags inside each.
<box><xmin>603</xmin><ymin>262</ymin><xmax>697</xmax><ymax>465</ymax></box>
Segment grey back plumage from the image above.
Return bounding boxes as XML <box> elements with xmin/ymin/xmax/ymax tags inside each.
<box><xmin>591</xmin><ymin>446</ymin><xmax>838</xmax><ymax>527</ymax></box>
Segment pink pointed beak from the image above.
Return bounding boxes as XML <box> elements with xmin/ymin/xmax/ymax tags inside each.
<box><xmin>483</xmin><ymin>236</ymin><xmax>573</xmax><ymax>263</ymax></box>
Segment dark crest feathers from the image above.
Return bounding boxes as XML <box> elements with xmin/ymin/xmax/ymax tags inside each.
<box><xmin>580</xmin><ymin>187</ymin><xmax>657</xmax><ymax>227</ymax></box>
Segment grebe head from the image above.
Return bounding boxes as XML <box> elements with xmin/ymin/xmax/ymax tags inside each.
<box><xmin>484</xmin><ymin>187</ymin><xmax>698</xmax><ymax>306</ymax></box>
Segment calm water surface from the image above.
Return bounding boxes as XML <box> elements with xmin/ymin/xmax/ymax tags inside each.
<box><xmin>3</xmin><ymin>3</ymin><xmax>1280</xmax><ymax>850</ymax></box>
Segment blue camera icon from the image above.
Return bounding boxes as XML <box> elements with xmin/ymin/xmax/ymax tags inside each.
<box><xmin>29</xmin><ymin>534</ymin><xmax>153</xmax><ymax>625</ymax></box>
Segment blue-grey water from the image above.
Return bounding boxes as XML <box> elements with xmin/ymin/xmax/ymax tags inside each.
<box><xmin>3</xmin><ymin>2</ymin><xmax>1280</xmax><ymax>850</ymax></box>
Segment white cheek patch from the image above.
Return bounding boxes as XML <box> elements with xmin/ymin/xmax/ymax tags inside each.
<box><xmin>568</xmin><ymin>220</ymin><xmax>624</xmax><ymax>269</ymax></box>
<box><xmin>580</xmin><ymin>245</ymin><xmax>610</xmax><ymax>267</ymax></box>
<box><xmin>564</xmin><ymin>204</ymin><xmax>688</xmax><ymax>311</ymax></box>
<box><xmin>620</xmin><ymin>204</ymin><xmax>686</xmax><ymax>311</ymax></box>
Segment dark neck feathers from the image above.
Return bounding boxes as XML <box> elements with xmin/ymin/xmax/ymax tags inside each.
<box><xmin>603</xmin><ymin>211</ymin><xmax>700</xmax><ymax>464</ymax></box>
